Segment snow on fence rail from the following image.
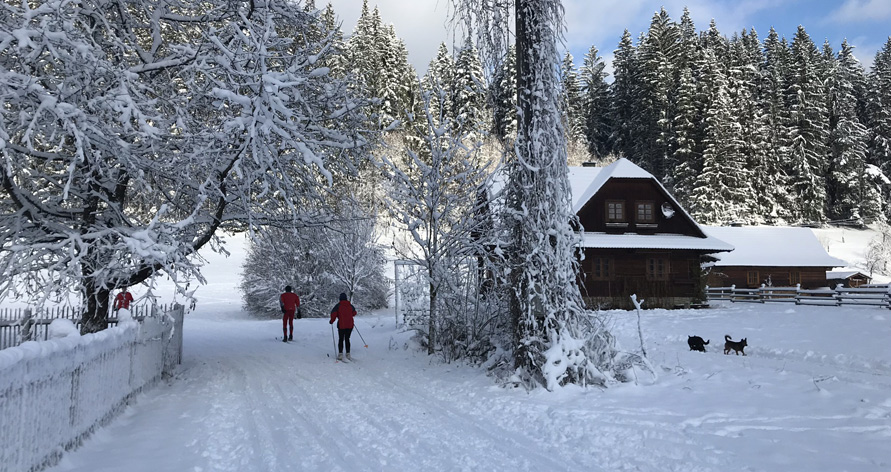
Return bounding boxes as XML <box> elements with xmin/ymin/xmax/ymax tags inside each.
<box><xmin>705</xmin><ymin>284</ymin><xmax>891</xmax><ymax>307</ymax></box>
<box><xmin>0</xmin><ymin>305</ymin><xmax>184</xmax><ymax>472</ymax></box>
<box><xmin>0</xmin><ymin>305</ymin><xmax>171</xmax><ymax>351</ymax></box>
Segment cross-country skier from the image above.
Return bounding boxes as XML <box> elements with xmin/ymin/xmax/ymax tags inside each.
<box><xmin>280</xmin><ymin>285</ymin><xmax>300</xmax><ymax>342</ymax></box>
<box><xmin>329</xmin><ymin>292</ymin><xmax>356</xmax><ymax>360</ymax></box>
<box><xmin>113</xmin><ymin>287</ymin><xmax>134</xmax><ymax>313</ymax></box>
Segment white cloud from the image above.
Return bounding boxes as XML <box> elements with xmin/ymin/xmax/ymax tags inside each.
<box><xmin>830</xmin><ymin>0</ymin><xmax>891</xmax><ymax>23</ymax></box>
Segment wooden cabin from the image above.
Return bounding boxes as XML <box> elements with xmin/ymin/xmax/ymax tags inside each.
<box><xmin>569</xmin><ymin>159</ymin><xmax>733</xmax><ymax>309</ymax></box>
<box><xmin>702</xmin><ymin>226</ymin><xmax>847</xmax><ymax>289</ymax></box>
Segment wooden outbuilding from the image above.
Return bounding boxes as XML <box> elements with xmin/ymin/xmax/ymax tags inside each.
<box><xmin>702</xmin><ymin>226</ymin><xmax>847</xmax><ymax>289</ymax></box>
<box><xmin>826</xmin><ymin>270</ymin><xmax>871</xmax><ymax>288</ymax></box>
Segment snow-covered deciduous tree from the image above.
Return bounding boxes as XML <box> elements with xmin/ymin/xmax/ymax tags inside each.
<box><xmin>0</xmin><ymin>0</ymin><xmax>370</xmax><ymax>332</ymax></box>
<box><xmin>453</xmin><ymin>0</ymin><xmax>618</xmax><ymax>390</ymax></box>
<box><xmin>380</xmin><ymin>82</ymin><xmax>495</xmax><ymax>357</ymax></box>
<box><xmin>240</xmin><ymin>206</ymin><xmax>389</xmax><ymax>318</ymax></box>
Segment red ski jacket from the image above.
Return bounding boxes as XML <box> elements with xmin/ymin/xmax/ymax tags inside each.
<box><xmin>114</xmin><ymin>292</ymin><xmax>133</xmax><ymax>310</ymax></box>
<box><xmin>280</xmin><ymin>292</ymin><xmax>300</xmax><ymax>313</ymax></box>
<box><xmin>329</xmin><ymin>300</ymin><xmax>356</xmax><ymax>329</ymax></box>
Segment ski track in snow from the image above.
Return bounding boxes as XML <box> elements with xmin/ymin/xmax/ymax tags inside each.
<box><xmin>46</xmin><ymin>303</ymin><xmax>891</xmax><ymax>472</ymax></box>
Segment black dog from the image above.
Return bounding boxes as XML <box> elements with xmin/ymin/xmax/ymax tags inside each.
<box><xmin>723</xmin><ymin>335</ymin><xmax>748</xmax><ymax>356</ymax></box>
<box><xmin>687</xmin><ymin>335</ymin><xmax>710</xmax><ymax>352</ymax></box>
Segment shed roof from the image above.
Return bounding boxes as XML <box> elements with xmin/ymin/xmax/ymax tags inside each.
<box><xmin>703</xmin><ymin>226</ymin><xmax>847</xmax><ymax>267</ymax></box>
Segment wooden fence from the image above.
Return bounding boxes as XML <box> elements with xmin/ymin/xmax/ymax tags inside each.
<box><xmin>705</xmin><ymin>284</ymin><xmax>891</xmax><ymax>308</ymax></box>
<box><xmin>0</xmin><ymin>304</ymin><xmax>174</xmax><ymax>350</ymax></box>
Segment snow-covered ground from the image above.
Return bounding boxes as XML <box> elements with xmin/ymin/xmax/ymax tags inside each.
<box><xmin>40</xmin><ymin>228</ymin><xmax>891</xmax><ymax>472</ymax></box>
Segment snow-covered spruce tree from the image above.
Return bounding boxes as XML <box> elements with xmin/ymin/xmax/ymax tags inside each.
<box><xmin>453</xmin><ymin>0</ymin><xmax>618</xmax><ymax>389</ymax></box>
<box><xmin>867</xmin><ymin>37</ymin><xmax>891</xmax><ymax>219</ymax></box>
<box><xmin>828</xmin><ymin>41</ymin><xmax>881</xmax><ymax>223</ymax></box>
<box><xmin>635</xmin><ymin>8</ymin><xmax>680</xmax><ymax>181</ymax></box>
<box><xmin>579</xmin><ymin>45</ymin><xmax>612</xmax><ymax>160</ymax></box>
<box><xmin>240</xmin><ymin>205</ymin><xmax>388</xmax><ymax>318</ymax></box>
<box><xmin>490</xmin><ymin>45</ymin><xmax>517</xmax><ymax>142</ymax></box>
<box><xmin>380</xmin><ymin>83</ymin><xmax>495</xmax><ymax>357</ymax></box>
<box><xmin>688</xmin><ymin>48</ymin><xmax>753</xmax><ymax>224</ymax></box>
<box><xmin>0</xmin><ymin>0</ymin><xmax>369</xmax><ymax>332</ymax></box>
<box><xmin>452</xmin><ymin>39</ymin><xmax>491</xmax><ymax>146</ymax></box>
<box><xmin>670</xmin><ymin>65</ymin><xmax>703</xmax><ymax>204</ymax></box>
<box><xmin>347</xmin><ymin>2</ymin><xmax>419</xmax><ymax>128</ymax></box>
<box><xmin>787</xmin><ymin>26</ymin><xmax>830</xmax><ymax>224</ymax></box>
<box><xmin>422</xmin><ymin>43</ymin><xmax>457</xmax><ymax>126</ymax></box>
<box><xmin>756</xmin><ymin>28</ymin><xmax>795</xmax><ymax>224</ymax></box>
<box><xmin>560</xmin><ymin>53</ymin><xmax>589</xmax><ymax>164</ymax></box>
<box><xmin>610</xmin><ymin>30</ymin><xmax>640</xmax><ymax>161</ymax></box>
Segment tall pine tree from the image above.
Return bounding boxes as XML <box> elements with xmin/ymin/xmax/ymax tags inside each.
<box><xmin>579</xmin><ymin>45</ymin><xmax>611</xmax><ymax>159</ymax></box>
<box><xmin>787</xmin><ymin>26</ymin><xmax>829</xmax><ymax>223</ymax></box>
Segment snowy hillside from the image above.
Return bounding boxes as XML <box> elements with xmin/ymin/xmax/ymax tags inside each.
<box><xmin>39</xmin><ymin>225</ymin><xmax>891</xmax><ymax>472</ymax></box>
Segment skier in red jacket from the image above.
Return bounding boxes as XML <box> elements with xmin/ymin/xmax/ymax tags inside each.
<box><xmin>280</xmin><ymin>285</ymin><xmax>300</xmax><ymax>342</ymax></box>
<box><xmin>329</xmin><ymin>292</ymin><xmax>356</xmax><ymax>360</ymax></box>
<box><xmin>113</xmin><ymin>287</ymin><xmax>134</xmax><ymax>312</ymax></box>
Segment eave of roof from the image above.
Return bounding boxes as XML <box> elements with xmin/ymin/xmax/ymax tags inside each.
<box><xmin>580</xmin><ymin>232</ymin><xmax>735</xmax><ymax>252</ymax></box>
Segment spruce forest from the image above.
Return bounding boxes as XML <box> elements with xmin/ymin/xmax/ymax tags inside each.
<box><xmin>338</xmin><ymin>2</ymin><xmax>891</xmax><ymax>227</ymax></box>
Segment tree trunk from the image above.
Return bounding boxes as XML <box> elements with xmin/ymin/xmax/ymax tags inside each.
<box><xmin>81</xmin><ymin>280</ymin><xmax>111</xmax><ymax>334</ymax></box>
<box><xmin>511</xmin><ymin>0</ymin><xmax>541</xmax><ymax>374</ymax></box>
<box><xmin>427</xmin><ymin>282</ymin><xmax>437</xmax><ymax>355</ymax></box>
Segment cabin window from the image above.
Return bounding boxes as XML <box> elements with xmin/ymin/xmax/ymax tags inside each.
<box><xmin>591</xmin><ymin>257</ymin><xmax>613</xmax><ymax>280</ymax></box>
<box><xmin>606</xmin><ymin>200</ymin><xmax>625</xmax><ymax>222</ymax></box>
<box><xmin>636</xmin><ymin>201</ymin><xmax>655</xmax><ymax>223</ymax></box>
<box><xmin>747</xmin><ymin>271</ymin><xmax>759</xmax><ymax>286</ymax></box>
<box><xmin>790</xmin><ymin>271</ymin><xmax>801</xmax><ymax>285</ymax></box>
<box><xmin>646</xmin><ymin>257</ymin><xmax>669</xmax><ymax>281</ymax></box>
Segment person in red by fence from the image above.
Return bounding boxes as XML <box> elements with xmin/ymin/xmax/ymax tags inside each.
<box><xmin>329</xmin><ymin>292</ymin><xmax>356</xmax><ymax>360</ymax></box>
<box><xmin>113</xmin><ymin>287</ymin><xmax>134</xmax><ymax>312</ymax></box>
<box><xmin>280</xmin><ymin>285</ymin><xmax>300</xmax><ymax>342</ymax></box>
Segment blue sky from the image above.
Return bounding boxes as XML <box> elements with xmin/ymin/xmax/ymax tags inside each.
<box><xmin>325</xmin><ymin>0</ymin><xmax>891</xmax><ymax>75</ymax></box>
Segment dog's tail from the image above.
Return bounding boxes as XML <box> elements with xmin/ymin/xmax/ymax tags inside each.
<box><xmin>724</xmin><ymin>334</ymin><xmax>732</xmax><ymax>341</ymax></box>
<box><xmin>704</xmin><ymin>339</ymin><xmax>710</xmax><ymax>345</ymax></box>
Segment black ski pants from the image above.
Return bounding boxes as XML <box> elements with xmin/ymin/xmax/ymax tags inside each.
<box><xmin>337</xmin><ymin>327</ymin><xmax>352</xmax><ymax>353</ymax></box>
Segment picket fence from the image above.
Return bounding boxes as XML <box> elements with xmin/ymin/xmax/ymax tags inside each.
<box><xmin>0</xmin><ymin>304</ymin><xmax>184</xmax><ymax>472</ymax></box>
<box><xmin>705</xmin><ymin>284</ymin><xmax>891</xmax><ymax>308</ymax></box>
<box><xmin>0</xmin><ymin>304</ymin><xmax>172</xmax><ymax>351</ymax></box>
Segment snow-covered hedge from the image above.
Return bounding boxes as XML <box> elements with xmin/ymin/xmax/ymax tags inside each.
<box><xmin>0</xmin><ymin>306</ymin><xmax>184</xmax><ymax>472</ymax></box>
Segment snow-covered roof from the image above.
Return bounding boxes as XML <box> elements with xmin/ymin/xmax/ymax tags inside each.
<box><xmin>580</xmin><ymin>232</ymin><xmax>735</xmax><ymax>251</ymax></box>
<box><xmin>704</xmin><ymin>226</ymin><xmax>847</xmax><ymax>267</ymax></box>
<box><xmin>569</xmin><ymin>159</ymin><xmax>654</xmax><ymax>214</ymax></box>
<box><xmin>826</xmin><ymin>270</ymin><xmax>868</xmax><ymax>279</ymax></box>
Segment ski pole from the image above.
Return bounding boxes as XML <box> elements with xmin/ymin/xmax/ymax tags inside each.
<box><xmin>331</xmin><ymin>323</ymin><xmax>339</xmax><ymax>362</ymax></box>
<box><xmin>354</xmin><ymin>325</ymin><xmax>368</xmax><ymax>348</ymax></box>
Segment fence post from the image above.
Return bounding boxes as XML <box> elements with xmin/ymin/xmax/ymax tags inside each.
<box><xmin>730</xmin><ymin>285</ymin><xmax>736</xmax><ymax>303</ymax></box>
<box><xmin>20</xmin><ymin>308</ymin><xmax>33</xmax><ymax>342</ymax></box>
